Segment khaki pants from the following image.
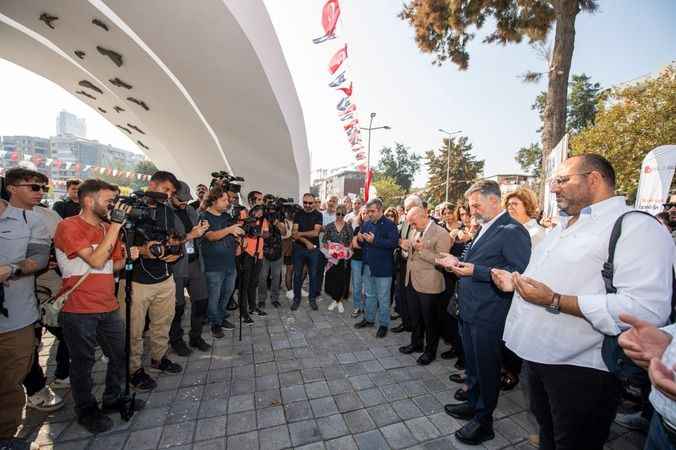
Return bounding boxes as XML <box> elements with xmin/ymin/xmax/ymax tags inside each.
<box><xmin>0</xmin><ymin>325</ymin><xmax>36</xmax><ymax>438</ymax></box>
<box><xmin>118</xmin><ymin>277</ymin><xmax>176</xmax><ymax>374</ymax></box>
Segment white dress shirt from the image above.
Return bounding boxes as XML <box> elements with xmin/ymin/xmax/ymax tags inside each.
<box><xmin>651</xmin><ymin>323</ymin><xmax>676</xmax><ymax>427</ymax></box>
<box><xmin>523</xmin><ymin>218</ymin><xmax>546</xmax><ymax>248</ymax></box>
<box><xmin>504</xmin><ymin>196</ymin><xmax>674</xmax><ymax>371</ymax></box>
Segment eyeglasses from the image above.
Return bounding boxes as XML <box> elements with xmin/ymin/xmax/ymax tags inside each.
<box><xmin>336</xmin><ymin>212</ymin><xmax>345</xmax><ymax>216</ymax></box>
<box><xmin>303</xmin><ymin>202</ymin><xmax>313</xmax><ymax>205</ymax></box>
<box><xmin>664</xmin><ymin>203</ymin><xmax>676</xmax><ymax>209</ymax></box>
<box><xmin>13</xmin><ymin>183</ymin><xmax>49</xmax><ymax>192</ymax></box>
<box><xmin>550</xmin><ymin>172</ymin><xmax>594</xmax><ymax>186</ymax></box>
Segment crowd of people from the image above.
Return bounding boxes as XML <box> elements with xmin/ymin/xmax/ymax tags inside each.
<box><xmin>1</xmin><ymin>152</ymin><xmax>675</xmax><ymax>449</ymax></box>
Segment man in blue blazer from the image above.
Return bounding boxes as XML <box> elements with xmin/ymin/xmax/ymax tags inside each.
<box><xmin>437</xmin><ymin>180</ymin><xmax>531</xmax><ymax>445</ymax></box>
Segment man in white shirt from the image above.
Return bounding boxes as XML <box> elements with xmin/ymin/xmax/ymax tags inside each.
<box><xmin>492</xmin><ymin>154</ymin><xmax>674</xmax><ymax>450</ymax></box>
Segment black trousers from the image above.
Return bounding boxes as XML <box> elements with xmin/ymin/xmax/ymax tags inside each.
<box><xmin>23</xmin><ymin>327</ymin><xmax>69</xmax><ymax>396</ymax></box>
<box><xmin>394</xmin><ymin>260</ymin><xmax>411</xmax><ymax>329</ymax></box>
<box><xmin>241</xmin><ymin>254</ymin><xmax>263</xmax><ymax>315</ymax></box>
<box><xmin>526</xmin><ymin>361</ymin><xmax>621</xmax><ymax>450</ymax></box>
<box><xmin>407</xmin><ymin>285</ymin><xmax>440</xmax><ymax>357</ymax></box>
<box><xmin>460</xmin><ymin>318</ymin><xmax>503</xmax><ymax>426</ymax></box>
<box><xmin>170</xmin><ymin>260</ymin><xmax>209</xmax><ymax>344</ymax></box>
<box><xmin>502</xmin><ymin>344</ymin><xmax>523</xmax><ymax>376</ymax></box>
<box><xmin>315</xmin><ymin>253</ymin><xmax>327</xmax><ymax>297</ymax></box>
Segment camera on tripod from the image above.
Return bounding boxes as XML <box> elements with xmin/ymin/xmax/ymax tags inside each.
<box><xmin>210</xmin><ymin>171</ymin><xmax>244</xmax><ymax>194</ymax></box>
<box><xmin>116</xmin><ymin>191</ymin><xmax>183</xmax><ymax>258</ymax></box>
<box><xmin>262</xmin><ymin>195</ymin><xmax>299</xmax><ymax>222</ymax></box>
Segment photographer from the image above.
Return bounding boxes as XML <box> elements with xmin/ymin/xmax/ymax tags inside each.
<box><xmin>55</xmin><ymin>179</ymin><xmax>145</xmax><ymax>434</ymax></box>
<box><xmin>257</xmin><ymin>195</ymin><xmax>287</xmax><ymax>309</ymax></box>
<box><xmin>201</xmin><ymin>186</ymin><xmax>245</xmax><ymax>336</ymax></box>
<box><xmin>238</xmin><ymin>191</ymin><xmax>269</xmax><ymax>319</ymax></box>
<box><xmin>118</xmin><ymin>171</ymin><xmax>183</xmax><ymax>392</ymax></box>
<box><xmin>0</xmin><ymin>168</ymin><xmax>50</xmax><ymax>443</ymax></box>
<box><xmin>291</xmin><ymin>193</ymin><xmax>323</xmax><ymax>311</ymax></box>
<box><xmin>189</xmin><ymin>184</ymin><xmax>207</xmax><ymax>211</ymax></box>
<box><xmin>168</xmin><ymin>182</ymin><xmax>210</xmax><ymax>355</ymax></box>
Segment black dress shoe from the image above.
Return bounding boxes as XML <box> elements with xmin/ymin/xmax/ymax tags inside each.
<box><xmin>454</xmin><ymin>358</ymin><xmax>465</xmax><ymax>370</ymax></box>
<box><xmin>449</xmin><ymin>373</ymin><xmax>466</xmax><ymax>384</ymax></box>
<box><xmin>455</xmin><ymin>419</ymin><xmax>495</xmax><ymax>445</ymax></box>
<box><xmin>417</xmin><ymin>353</ymin><xmax>435</xmax><ymax>365</ymax></box>
<box><xmin>399</xmin><ymin>344</ymin><xmax>423</xmax><ymax>355</ymax></box>
<box><xmin>440</xmin><ymin>349</ymin><xmax>457</xmax><ymax>360</ymax></box>
<box><xmin>354</xmin><ymin>319</ymin><xmax>374</xmax><ymax>329</ymax></box>
<box><xmin>391</xmin><ymin>324</ymin><xmax>409</xmax><ymax>333</ymax></box>
<box><xmin>454</xmin><ymin>387</ymin><xmax>468</xmax><ymax>402</ymax></box>
<box><xmin>444</xmin><ymin>402</ymin><xmax>475</xmax><ymax>421</ymax></box>
<box><xmin>376</xmin><ymin>326</ymin><xmax>388</xmax><ymax>338</ymax></box>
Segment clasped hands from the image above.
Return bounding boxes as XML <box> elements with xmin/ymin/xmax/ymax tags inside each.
<box><xmin>490</xmin><ymin>268</ymin><xmax>554</xmax><ymax>306</ymax></box>
<box><xmin>434</xmin><ymin>252</ymin><xmax>474</xmax><ymax>277</ymax></box>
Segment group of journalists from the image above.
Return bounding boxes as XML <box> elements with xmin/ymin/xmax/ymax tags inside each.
<box><xmin>1</xmin><ymin>152</ymin><xmax>676</xmax><ymax>450</ymax></box>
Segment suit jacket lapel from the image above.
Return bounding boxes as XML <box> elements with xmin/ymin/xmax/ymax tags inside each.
<box><xmin>465</xmin><ymin>213</ymin><xmax>508</xmax><ymax>259</ymax></box>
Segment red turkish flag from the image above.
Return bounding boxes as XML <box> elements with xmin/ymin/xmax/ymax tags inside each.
<box><xmin>328</xmin><ymin>44</ymin><xmax>348</xmax><ymax>75</ymax></box>
<box><xmin>321</xmin><ymin>0</ymin><xmax>340</xmax><ymax>37</ymax></box>
<box><xmin>10</xmin><ymin>151</ymin><xmax>18</xmax><ymax>161</ymax></box>
<box><xmin>53</xmin><ymin>160</ymin><xmax>62</xmax><ymax>169</ymax></box>
<box><xmin>337</xmin><ymin>82</ymin><xmax>353</xmax><ymax>97</ymax></box>
<box><xmin>364</xmin><ymin>169</ymin><xmax>374</xmax><ymax>202</ymax></box>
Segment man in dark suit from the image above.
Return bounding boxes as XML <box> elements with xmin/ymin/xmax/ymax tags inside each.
<box><xmin>436</xmin><ymin>180</ymin><xmax>531</xmax><ymax>445</ymax></box>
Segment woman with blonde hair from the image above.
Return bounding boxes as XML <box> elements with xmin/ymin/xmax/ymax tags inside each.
<box><xmin>504</xmin><ymin>187</ymin><xmax>545</xmax><ymax>247</ymax></box>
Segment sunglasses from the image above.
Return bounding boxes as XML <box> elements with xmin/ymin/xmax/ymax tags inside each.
<box><xmin>303</xmin><ymin>202</ymin><xmax>314</xmax><ymax>205</ymax></box>
<box><xmin>336</xmin><ymin>212</ymin><xmax>345</xmax><ymax>216</ymax></box>
<box><xmin>14</xmin><ymin>183</ymin><xmax>49</xmax><ymax>193</ymax></box>
<box><xmin>664</xmin><ymin>203</ymin><xmax>676</xmax><ymax>209</ymax></box>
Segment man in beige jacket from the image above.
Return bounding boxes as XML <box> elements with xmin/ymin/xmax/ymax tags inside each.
<box><xmin>399</xmin><ymin>206</ymin><xmax>451</xmax><ymax>365</ymax></box>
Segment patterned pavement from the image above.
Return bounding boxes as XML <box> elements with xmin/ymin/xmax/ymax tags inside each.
<box><xmin>20</xmin><ymin>294</ymin><xmax>646</xmax><ymax>449</ymax></box>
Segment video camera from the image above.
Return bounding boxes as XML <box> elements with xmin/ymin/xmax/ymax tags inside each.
<box><xmin>116</xmin><ymin>191</ymin><xmax>183</xmax><ymax>257</ymax></box>
<box><xmin>262</xmin><ymin>195</ymin><xmax>300</xmax><ymax>222</ymax></box>
<box><xmin>210</xmin><ymin>171</ymin><xmax>244</xmax><ymax>194</ymax></box>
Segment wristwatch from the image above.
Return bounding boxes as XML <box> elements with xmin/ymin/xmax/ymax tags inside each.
<box><xmin>546</xmin><ymin>293</ymin><xmax>561</xmax><ymax>314</ymax></box>
<box><xmin>9</xmin><ymin>263</ymin><xmax>22</xmax><ymax>279</ymax></box>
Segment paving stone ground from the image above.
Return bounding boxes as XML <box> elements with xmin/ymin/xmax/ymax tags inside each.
<box><xmin>20</xmin><ymin>294</ymin><xmax>645</xmax><ymax>449</ymax></box>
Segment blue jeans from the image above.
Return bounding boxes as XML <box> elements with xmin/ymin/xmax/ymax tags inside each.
<box><xmin>363</xmin><ymin>264</ymin><xmax>391</xmax><ymax>327</ymax></box>
<box><xmin>351</xmin><ymin>259</ymin><xmax>364</xmax><ymax>310</ymax></box>
<box><xmin>293</xmin><ymin>246</ymin><xmax>319</xmax><ymax>302</ymax></box>
<box><xmin>645</xmin><ymin>415</ymin><xmax>676</xmax><ymax>450</ymax></box>
<box><xmin>205</xmin><ymin>269</ymin><xmax>236</xmax><ymax>326</ymax></box>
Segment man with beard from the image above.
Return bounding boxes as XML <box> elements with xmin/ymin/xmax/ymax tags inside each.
<box><xmin>189</xmin><ymin>184</ymin><xmax>208</xmax><ymax>211</ymax></box>
<box><xmin>436</xmin><ymin>179</ymin><xmax>531</xmax><ymax>445</ymax></box>
<box><xmin>54</xmin><ymin>179</ymin><xmax>145</xmax><ymax>433</ymax></box>
<box><xmin>492</xmin><ymin>154</ymin><xmax>673</xmax><ymax>450</ymax></box>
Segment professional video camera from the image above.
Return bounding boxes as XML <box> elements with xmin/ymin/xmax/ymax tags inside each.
<box><xmin>210</xmin><ymin>171</ymin><xmax>244</xmax><ymax>194</ymax></box>
<box><xmin>262</xmin><ymin>195</ymin><xmax>299</xmax><ymax>222</ymax></box>
<box><xmin>116</xmin><ymin>191</ymin><xmax>183</xmax><ymax>257</ymax></box>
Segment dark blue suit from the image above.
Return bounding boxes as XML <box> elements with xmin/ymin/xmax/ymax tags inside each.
<box><xmin>457</xmin><ymin>212</ymin><xmax>531</xmax><ymax>425</ymax></box>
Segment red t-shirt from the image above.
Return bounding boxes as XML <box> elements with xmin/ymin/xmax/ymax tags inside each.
<box><xmin>54</xmin><ymin>216</ymin><xmax>123</xmax><ymax>313</ymax></box>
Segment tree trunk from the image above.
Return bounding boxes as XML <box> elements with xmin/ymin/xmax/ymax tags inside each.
<box><xmin>541</xmin><ymin>0</ymin><xmax>579</xmax><ymax>179</ymax></box>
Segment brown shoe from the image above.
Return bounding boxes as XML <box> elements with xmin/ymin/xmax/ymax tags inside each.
<box><xmin>527</xmin><ymin>434</ymin><xmax>540</xmax><ymax>448</ymax></box>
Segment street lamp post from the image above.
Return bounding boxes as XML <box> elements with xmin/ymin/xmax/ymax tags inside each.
<box><xmin>438</xmin><ymin>129</ymin><xmax>462</xmax><ymax>203</ymax></box>
<box><xmin>360</xmin><ymin>112</ymin><xmax>391</xmax><ymax>199</ymax></box>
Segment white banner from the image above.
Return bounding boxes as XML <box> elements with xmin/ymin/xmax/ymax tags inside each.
<box><xmin>542</xmin><ymin>134</ymin><xmax>569</xmax><ymax>219</ymax></box>
<box><xmin>635</xmin><ymin>145</ymin><xmax>676</xmax><ymax>215</ymax></box>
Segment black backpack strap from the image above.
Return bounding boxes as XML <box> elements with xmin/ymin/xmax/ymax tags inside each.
<box><xmin>602</xmin><ymin>210</ymin><xmax>660</xmax><ymax>294</ymax></box>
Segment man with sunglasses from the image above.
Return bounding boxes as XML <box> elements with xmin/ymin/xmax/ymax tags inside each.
<box><xmin>291</xmin><ymin>193</ymin><xmax>323</xmax><ymax>311</ymax></box>
<box><xmin>0</xmin><ymin>168</ymin><xmax>51</xmax><ymax>444</ymax></box>
<box><xmin>491</xmin><ymin>154</ymin><xmax>674</xmax><ymax>450</ymax></box>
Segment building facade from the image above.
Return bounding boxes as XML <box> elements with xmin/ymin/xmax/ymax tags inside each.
<box><xmin>55</xmin><ymin>110</ymin><xmax>87</xmax><ymax>138</ymax></box>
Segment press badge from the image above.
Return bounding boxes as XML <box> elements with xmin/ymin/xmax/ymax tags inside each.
<box><xmin>185</xmin><ymin>240</ymin><xmax>195</xmax><ymax>255</ymax></box>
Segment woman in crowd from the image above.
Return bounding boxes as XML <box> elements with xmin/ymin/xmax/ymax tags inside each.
<box><xmin>350</xmin><ymin>207</ymin><xmax>367</xmax><ymax>318</ymax></box>
<box><xmin>505</xmin><ymin>187</ymin><xmax>546</xmax><ymax>247</ymax></box>
<box><xmin>323</xmin><ymin>205</ymin><xmax>354</xmax><ymax>312</ymax></box>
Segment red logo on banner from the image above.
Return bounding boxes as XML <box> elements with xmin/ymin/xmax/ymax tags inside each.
<box><xmin>328</xmin><ymin>44</ymin><xmax>348</xmax><ymax>75</ymax></box>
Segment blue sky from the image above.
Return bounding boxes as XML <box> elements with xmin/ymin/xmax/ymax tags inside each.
<box><xmin>1</xmin><ymin>0</ymin><xmax>674</xmax><ymax>188</ymax></box>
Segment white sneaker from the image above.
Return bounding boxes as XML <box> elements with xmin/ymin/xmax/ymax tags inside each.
<box><xmin>27</xmin><ymin>386</ymin><xmax>64</xmax><ymax>412</ymax></box>
<box><xmin>328</xmin><ymin>300</ymin><xmax>338</xmax><ymax>311</ymax></box>
<box><xmin>301</xmin><ymin>289</ymin><xmax>309</xmax><ymax>298</ymax></box>
<box><xmin>337</xmin><ymin>302</ymin><xmax>345</xmax><ymax>313</ymax></box>
<box><xmin>286</xmin><ymin>290</ymin><xmax>294</xmax><ymax>300</ymax></box>
<box><xmin>51</xmin><ymin>377</ymin><xmax>70</xmax><ymax>389</ymax></box>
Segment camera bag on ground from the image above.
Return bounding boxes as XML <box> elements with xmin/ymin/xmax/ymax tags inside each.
<box><xmin>40</xmin><ymin>270</ymin><xmax>91</xmax><ymax>327</ymax></box>
<box><xmin>601</xmin><ymin>210</ymin><xmax>660</xmax><ymax>380</ymax></box>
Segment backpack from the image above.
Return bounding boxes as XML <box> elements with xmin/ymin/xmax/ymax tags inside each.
<box><xmin>263</xmin><ymin>224</ymin><xmax>282</xmax><ymax>261</ymax></box>
<box><xmin>600</xmin><ymin>210</ymin><xmax>661</xmax><ymax>380</ymax></box>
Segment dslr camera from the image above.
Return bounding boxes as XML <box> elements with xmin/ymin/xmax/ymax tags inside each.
<box><xmin>210</xmin><ymin>171</ymin><xmax>244</xmax><ymax>194</ymax></box>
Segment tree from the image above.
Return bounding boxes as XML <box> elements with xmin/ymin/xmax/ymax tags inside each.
<box><xmin>570</xmin><ymin>67</ymin><xmax>676</xmax><ymax>201</ymax></box>
<box><xmin>423</xmin><ymin>136</ymin><xmax>484</xmax><ymax>205</ymax></box>
<box><xmin>566</xmin><ymin>73</ymin><xmax>602</xmax><ymax>133</ymax></box>
<box><xmin>399</xmin><ymin>0</ymin><xmax>598</xmax><ymax>165</ymax></box>
<box><xmin>515</xmin><ymin>143</ymin><xmax>543</xmax><ymax>178</ymax></box>
<box><xmin>372</xmin><ymin>176</ymin><xmax>406</xmax><ymax>208</ymax></box>
<box><xmin>376</xmin><ymin>143</ymin><xmax>421</xmax><ymax>193</ymax></box>
<box><xmin>135</xmin><ymin>160</ymin><xmax>158</xmax><ymax>175</ymax></box>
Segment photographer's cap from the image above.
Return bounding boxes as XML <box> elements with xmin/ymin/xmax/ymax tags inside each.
<box><xmin>174</xmin><ymin>181</ymin><xmax>193</xmax><ymax>202</ymax></box>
